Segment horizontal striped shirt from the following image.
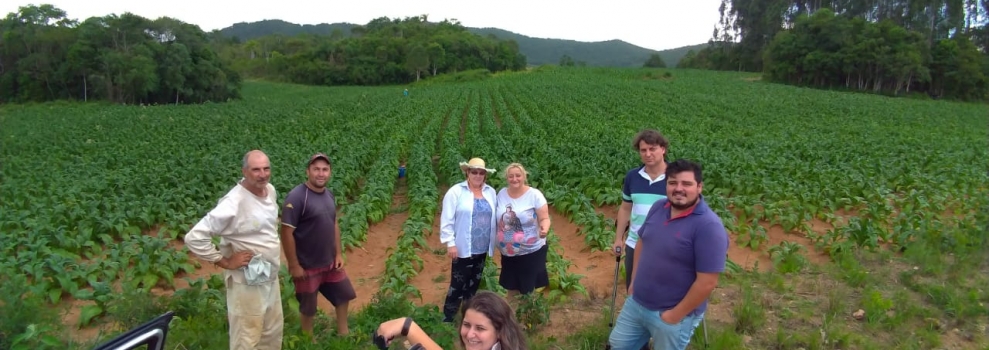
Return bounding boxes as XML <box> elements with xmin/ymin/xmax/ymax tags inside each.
<box><xmin>622</xmin><ymin>165</ymin><xmax>668</xmax><ymax>249</ymax></box>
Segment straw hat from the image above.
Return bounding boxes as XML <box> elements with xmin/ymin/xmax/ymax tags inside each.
<box><xmin>459</xmin><ymin>157</ymin><xmax>496</xmax><ymax>174</ymax></box>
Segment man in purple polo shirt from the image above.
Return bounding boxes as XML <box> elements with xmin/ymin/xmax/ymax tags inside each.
<box><xmin>608</xmin><ymin>159</ymin><xmax>729</xmax><ymax>350</ymax></box>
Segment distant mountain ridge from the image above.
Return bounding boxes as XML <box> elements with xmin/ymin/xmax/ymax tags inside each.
<box><xmin>216</xmin><ymin>19</ymin><xmax>707</xmax><ymax>67</ymax></box>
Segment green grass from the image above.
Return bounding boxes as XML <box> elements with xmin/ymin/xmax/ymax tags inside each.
<box><xmin>1</xmin><ymin>67</ymin><xmax>987</xmax><ymax>349</ymax></box>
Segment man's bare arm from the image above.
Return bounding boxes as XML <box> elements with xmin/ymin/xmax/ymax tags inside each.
<box><xmin>280</xmin><ymin>224</ymin><xmax>300</xmax><ymax>268</ymax></box>
<box><xmin>613</xmin><ymin>201</ymin><xmax>632</xmax><ymax>253</ymax></box>
<box><xmin>628</xmin><ymin>233</ymin><xmax>643</xmax><ymax>294</ymax></box>
<box><xmin>667</xmin><ymin>272</ymin><xmax>719</xmax><ymax>320</ymax></box>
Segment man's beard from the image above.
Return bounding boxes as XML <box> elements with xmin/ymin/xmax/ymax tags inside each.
<box><xmin>670</xmin><ymin>195</ymin><xmax>698</xmax><ymax>211</ymax></box>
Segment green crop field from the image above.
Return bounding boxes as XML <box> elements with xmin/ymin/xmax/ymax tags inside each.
<box><xmin>1</xmin><ymin>67</ymin><xmax>987</xmax><ymax>350</ymax></box>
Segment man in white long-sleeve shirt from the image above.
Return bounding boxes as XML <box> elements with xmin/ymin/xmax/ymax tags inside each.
<box><xmin>184</xmin><ymin>149</ymin><xmax>284</xmax><ymax>350</ymax></box>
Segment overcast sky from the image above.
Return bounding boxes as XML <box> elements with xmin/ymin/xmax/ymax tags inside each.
<box><xmin>3</xmin><ymin>1</ymin><xmax>722</xmax><ymax>51</ymax></box>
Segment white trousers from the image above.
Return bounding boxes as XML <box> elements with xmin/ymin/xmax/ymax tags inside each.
<box><xmin>226</xmin><ymin>276</ymin><xmax>283</xmax><ymax>350</ymax></box>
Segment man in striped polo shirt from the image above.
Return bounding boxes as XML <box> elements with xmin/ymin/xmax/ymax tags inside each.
<box><xmin>613</xmin><ymin>129</ymin><xmax>669</xmax><ymax>291</ymax></box>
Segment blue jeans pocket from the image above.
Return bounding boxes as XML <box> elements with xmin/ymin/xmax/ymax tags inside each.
<box><xmin>651</xmin><ymin>311</ymin><xmax>704</xmax><ymax>350</ymax></box>
<box><xmin>655</xmin><ymin>310</ymin><xmax>679</xmax><ymax>327</ymax></box>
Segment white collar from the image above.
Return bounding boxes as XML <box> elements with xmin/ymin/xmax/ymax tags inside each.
<box><xmin>638</xmin><ymin>167</ymin><xmax>666</xmax><ymax>184</ymax></box>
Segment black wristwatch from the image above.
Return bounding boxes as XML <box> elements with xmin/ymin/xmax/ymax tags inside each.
<box><xmin>402</xmin><ymin>317</ymin><xmax>413</xmax><ymax>337</ymax></box>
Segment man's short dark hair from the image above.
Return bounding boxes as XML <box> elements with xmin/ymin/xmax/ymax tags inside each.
<box><xmin>666</xmin><ymin>159</ymin><xmax>703</xmax><ymax>183</ymax></box>
<box><xmin>632</xmin><ymin>129</ymin><xmax>669</xmax><ymax>150</ymax></box>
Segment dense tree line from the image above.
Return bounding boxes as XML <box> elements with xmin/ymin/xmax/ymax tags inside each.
<box><xmin>677</xmin><ymin>0</ymin><xmax>989</xmax><ymax>101</ymax></box>
<box><xmin>0</xmin><ymin>4</ymin><xmax>242</xmax><ymax>104</ymax></box>
<box><xmin>764</xmin><ymin>9</ymin><xmax>987</xmax><ymax>100</ymax></box>
<box><xmin>213</xmin><ymin>15</ymin><xmax>527</xmax><ymax>86</ymax></box>
<box><xmin>220</xmin><ymin>21</ymin><xmax>664</xmax><ymax>68</ymax></box>
<box><xmin>643</xmin><ymin>54</ymin><xmax>667</xmax><ymax>68</ymax></box>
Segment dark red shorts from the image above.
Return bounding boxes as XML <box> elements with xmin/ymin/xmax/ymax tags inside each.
<box><xmin>293</xmin><ymin>265</ymin><xmax>356</xmax><ymax>316</ymax></box>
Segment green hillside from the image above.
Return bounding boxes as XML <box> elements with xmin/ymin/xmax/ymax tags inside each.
<box><xmin>467</xmin><ymin>27</ymin><xmax>706</xmax><ymax>67</ymax></box>
<box><xmin>219</xmin><ymin>19</ymin><xmax>357</xmax><ymax>41</ymax></box>
<box><xmin>652</xmin><ymin>42</ymin><xmax>710</xmax><ymax>68</ymax></box>
<box><xmin>216</xmin><ymin>19</ymin><xmax>705</xmax><ymax>67</ymax></box>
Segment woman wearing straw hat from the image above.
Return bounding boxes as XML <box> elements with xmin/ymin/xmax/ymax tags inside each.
<box><xmin>438</xmin><ymin>157</ymin><xmax>499</xmax><ymax>323</ymax></box>
<box><xmin>495</xmin><ymin>163</ymin><xmax>551</xmax><ymax>303</ymax></box>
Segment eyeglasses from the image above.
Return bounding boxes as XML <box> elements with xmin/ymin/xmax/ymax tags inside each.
<box><xmin>469</xmin><ymin>170</ymin><xmax>487</xmax><ymax>175</ymax></box>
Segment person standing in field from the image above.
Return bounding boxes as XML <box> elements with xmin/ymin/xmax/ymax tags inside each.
<box><xmin>280</xmin><ymin>153</ymin><xmax>356</xmax><ymax>339</ymax></box>
<box><xmin>439</xmin><ymin>157</ymin><xmax>499</xmax><ymax>323</ymax></box>
<box><xmin>613</xmin><ymin>129</ymin><xmax>670</xmax><ymax>292</ymax></box>
<box><xmin>608</xmin><ymin>159</ymin><xmax>729</xmax><ymax>350</ymax></box>
<box><xmin>184</xmin><ymin>149</ymin><xmax>283</xmax><ymax>350</ymax></box>
<box><xmin>495</xmin><ymin>163</ymin><xmax>551</xmax><ymax>302</ymax></box>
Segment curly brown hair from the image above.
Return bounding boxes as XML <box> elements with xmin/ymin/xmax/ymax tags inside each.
<box><xmin>631</xmin><ymin>129</ymin><xmax>669</xmax><ymax>150</ymax></box>
<box><xmin>459</xmin><ymin>291</ymin><xmax>529</xmax><ymax>350</ymax></box>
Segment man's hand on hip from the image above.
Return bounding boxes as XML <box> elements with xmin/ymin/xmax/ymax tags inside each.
<box><xmin>218</xmin><ymin>251</ymin><xmax>253</xmax><ymax>270</ymax></box>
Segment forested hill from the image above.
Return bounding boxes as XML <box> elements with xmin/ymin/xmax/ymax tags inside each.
<box><xmin>677</xmin><ymin>0</ymin><xmax>989</xmax><ymax>102</ymax></box>
<box><xmin>467</xmin><ymin>27</ymin><xmax>706</xmax><ymax>67</ymax></box>
<box><xmin>212</xmin><ymin>16</ymin><xmax>527</xmax><ymax>86</ymax></box>
<box><xmin>219</xmin><ymin>20</ymin><xmax>358</xmax><ymax>41</ymax></box>
<box><xmin>217</xmin><ymin>19</ymin><xmax>702</xmax><ymax>67</ymax></box>
<box><xmin>0</xmin><ymin>4</ymin><xmax>242</xmax><ymax>105</ymax></box>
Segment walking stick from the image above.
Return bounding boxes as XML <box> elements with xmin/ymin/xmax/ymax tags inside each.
<box><xmin>605</xmin><ymin>245</ymin><xmax>621</xmax><ymax>350</ymax></box>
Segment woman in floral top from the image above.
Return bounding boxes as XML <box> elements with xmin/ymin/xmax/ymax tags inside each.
<box><xmin>495</xmin><ymin>163</ymin><xmax>551</xmax><ymax>301</ymax></box>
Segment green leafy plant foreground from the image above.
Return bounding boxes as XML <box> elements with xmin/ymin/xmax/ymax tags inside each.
<box><xmin>0</xmin><ymin>67</ymin><xmax>986</xmax><ymax>349</ymax></box>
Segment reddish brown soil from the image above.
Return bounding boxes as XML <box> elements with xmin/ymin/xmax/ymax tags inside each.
<box><xmin>63</xmin><ymin>199</ymin><xmax>833</xmax><ymax>344</ymax></box>
<box><xmin>407</xmin><ymin>212</ymin><xmax>453</xmax><ymax>308</ymax></box>
<box><xmin>547</xmin><ymin>207</ymin><xmax>623</xmax><ymax>300</ymax></box>
<box><xmin>334</xmin><ymin>211</ymin><xmax>409</xmax><ymax>313</ymax></box>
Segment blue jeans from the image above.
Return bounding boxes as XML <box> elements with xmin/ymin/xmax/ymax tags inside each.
<box><xmin>608</xmin><ymin>297</ymin><xmax>704</xmax><ymax>350</ymax></box>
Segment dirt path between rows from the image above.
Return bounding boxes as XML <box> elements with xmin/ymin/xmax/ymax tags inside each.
<box><xmin>548</xmin><ymin>207</ymin><xmax>622</xmax><ymax>301</ymax></box>
<box><xmin>335</xmin><ymin>179</ymin><xmax>409</xmax><ymax>312</ymax></box>
<box><xmin>65</xmin><ymin>195</ymin><xmax>838</xmax><ymax>345</ymax></box>
<box><xmin>408</xmin><ymin>213</ymin><xmax>454</xmax><ymax>308</ymax></box>
<box><xmin>332</xmin><ymin>211</ymin><xmax>408</xmax><ymax>312</ymax></box>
